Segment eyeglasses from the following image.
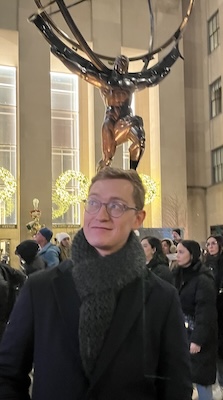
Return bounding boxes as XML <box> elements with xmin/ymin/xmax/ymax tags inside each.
<box><xmin>206</xmin><ymin>241</ymin><xmax>218</xmax><ymax>247</ymax></box>
<box><xmin>84</xmin><ymin>199</ymin><xmax>138</xmax><ymax>218</ymax></box>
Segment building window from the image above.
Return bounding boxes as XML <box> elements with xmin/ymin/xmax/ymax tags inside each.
<box><xmin>210</xmin><ymin>78</ymin><xmax>222</xmax><ymax>119</ymax></box>
<box><xmin>51</xmin><ymin>72</ymin><xmax>80</xmax><ymax>225</ymax></box>
<box><xmin>208</xmin><ymin>11</ymin><xmax>219</xmax><ymax>53</ymax></box>
<box><xmin>212</xmin><ymin>147</ymin><xmax>223</xmax><ymax>184</ymax></box>
<box><xmin>0</xmin><ymin>66</ymin><xmax>17</xmax><ymax>225</ymax></box>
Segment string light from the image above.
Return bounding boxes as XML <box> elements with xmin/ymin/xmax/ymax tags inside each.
<box><xmin>0</xmin><ymin>167</ymin><xmax>16</xmax><ymax>216</ymax></box>
<box><xmin>52</xmin><ymin>170</ymin><xmax>90</xmax><ymax>219</ymax></box>
<box><xmin>139</xmin><ymin>173</ymin><xmax>157</xmax><ymax>204</ymax></box>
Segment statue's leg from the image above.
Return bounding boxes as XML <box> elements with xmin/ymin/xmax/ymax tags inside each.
<box><xmin>127</xmin><ymin>116</ymin><xmax>145</xmax><ymax>170</ymax></box>
<box><xmin>97</xmin><ymin>118</ymin><xmax>116</xmax><ymax>171</ymax></box>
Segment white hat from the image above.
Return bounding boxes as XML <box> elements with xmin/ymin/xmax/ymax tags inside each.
<box><xmin>56</xmin><ymin>232</ymin><xmax>71</xmax><ymax>244</ymax></box>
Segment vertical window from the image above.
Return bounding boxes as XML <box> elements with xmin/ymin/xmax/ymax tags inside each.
<box><xmin>123</xmin><ymin>95</ymin><xmax>135</xmax><ymax>169</ymax></box>
<box><xmin>208</xmin><ymin>11</ymin><xmax>219</xmax><ymax>53</ymax></box>
<box><xmin>212</xmin><ymin>147</ymin><xmax>223</xmax><ymax>184</ymax></box>
<box><xmin>51</xmin><ymin>72</ymin><xmax>80</xmax><ymax>225</ymax></box>
<box><xmin>0</xmin><ymin>66</ymin><xmax>17</xmax><ymax>225</ymax></box>
<box><xmin>210</xmin><ymin>78</ymin><xmax>222</xmax><ymax>119</ymax></box>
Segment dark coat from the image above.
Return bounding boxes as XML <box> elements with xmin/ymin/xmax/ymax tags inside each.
<box><xmin>23</xmin><ymin>255</ymin><xmax>46</xmax><ymax>276</ymax></box>
<box><xmin>205</xmin><ymin>253</ymin><xmax>223</xmax><ymax>358</ymax></box>
<box><xmin>174</xmin><ymin>261</ymin><xmax>217</xmax><ymax>385</ymax></box>
<box><xmin>146</xmin><ymin>256</ymin><xmax>173</xmax><ymax>284</ymax></box>
<box><xmin>0</xmin><ymin>264</ymin><xmax>26</xmax><ymax>341</ymax></box>
<box><xmin>0</xmin><ymin>261</ymin><xmax>192</xmax><ymax>400</ymax></box>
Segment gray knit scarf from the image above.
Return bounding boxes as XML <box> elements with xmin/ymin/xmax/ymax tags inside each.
<box><xmin>72</xmin><ymin>229</ymin><xmax>146</xmax><ymax>378</ymax></box>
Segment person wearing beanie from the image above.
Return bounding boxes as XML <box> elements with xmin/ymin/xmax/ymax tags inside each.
<box><xmin>55</xmin><ymin>233</ymin><xmax>71</xmax><ymax>262</ymax></box>
<box><xmin>172</xmin><ymin>228</ymin><xmax>182</xmax><ymax>246</ymax></box>
<box><xmin>15</xmin><ymin>240</ymin><xmax>46</xmax><ymax>276</ymax></box>
<box><xmin>174</xmin><ymin>240</ymin><xmax>217</xmax><ymax>400</ymax></box>
<box><xmin>35</xmin><ymin>227</ymin><xmax>60</xmax><ymax>268</ymax></box>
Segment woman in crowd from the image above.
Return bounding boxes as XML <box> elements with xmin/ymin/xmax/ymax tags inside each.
<box><xmin>161</xmin><ymin>238</ymin><xmax>177</xmax><ymax>271</ymax></box>
<box><xmin>141</xmin><ymin>236</ymin><xmax>173</xmax><ymax>283</ymax></box>
<box><xmin>205</xmin><ymin>235</ymin><xmax>223</xmax><ymax>398</ymax></box>
<box><xmin>174</xmin><ymin>240</ymin><xmax>217</xmax><ymax>400</ymax></box>
<box><xmin>55</xmin><ymin>232</ymin><xmax>71</xmax><ymax>261</ymax></box>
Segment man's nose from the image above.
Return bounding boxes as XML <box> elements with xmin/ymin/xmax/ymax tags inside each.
<box><xmin>95</xmin><ymin>204</ymin><xmax>110</xmax><ymax>219</ymax></box>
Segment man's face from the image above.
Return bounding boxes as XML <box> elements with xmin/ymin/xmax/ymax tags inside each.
<box><xmin>172</xmin><ymin>231</ymin><xmax>181</xmax><ymax>241</ymax></box>
<box><xmin>83</xmin><ymin>179</ymin><xmax>145</xmax><ymax>256</ymax></box>
<box><xmin>35</xmin><ymin>232</ymin><xmax>47</xmax><ymax>247</ymax></box>
<box><xmin>114</xmin><ymin>56</ymin><xmax>129</xmax><ymax>74</ymax></box>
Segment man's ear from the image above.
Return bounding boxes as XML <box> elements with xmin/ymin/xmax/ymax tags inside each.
<box><xmin>133</xmin><ymin>210</ymin><xmax>146</xmax><ymax>229</ymax></box>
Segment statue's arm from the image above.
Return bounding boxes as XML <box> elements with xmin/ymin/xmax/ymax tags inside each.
<box><xmin>130</xmin><ymin>45</ymin><xmax>182</xmax><ymax>91</ymax></box>
<box><xmin>51</xmin><ymin>46</ymin><xmax>109</xmax><ymax>89</ymax></box>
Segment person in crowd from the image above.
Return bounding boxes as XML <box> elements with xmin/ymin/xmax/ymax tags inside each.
<box><xmin>0</xmin><ymin>167</ymin><xmax>192</xmax><ymax>400</ymax></box>
<box><xmin>15</xmin><ymin>239</ymin><xmax>46</xmax><ymax>276</ymax></box>
<box><xmin>161</xmin><ymin>238</ymin><xmax>177</xmax><ymax>271</ymax></box>
<box><xmin>0</xmin><ymin>263</ymin><xmax>26</xmax><ymax>341</ymax></box>
<box><xmin>55</xmin><ymin>232</ymin><xmax>71</xmax><ymax>261</ymax></box>
<box><xmin>172</xmin><ymin>228</ymin><xmax>182</xmax><ymax>246</ymax></box>
<box><xmin>35</xmin><ymin>227</ymin><xmax>60</xmax><ymax>268</ymax></box>
<box><xmin>174</xmin><ymin>240</ymin><xmax>217</xmax><ymax>400</ymax></box>
<box><xmin>141</xmin><ymin>236</ymin><xmax>173</xmax><ymax>284</ymax></box>
<box><xmin>204</xmin><ymin>235</ymin><xmax>223</xmax><ymax>399</ymax></box>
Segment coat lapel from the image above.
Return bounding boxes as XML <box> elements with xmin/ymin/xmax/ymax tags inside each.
<box><xmin>89</xmin><ymin>272</ymin><xmax>154</xmax><ymax>390</ymax></box>
<box><xmin>52</xmin><ymin>260</ymin><xmax>81</xmax><ymax>355</ymax></box>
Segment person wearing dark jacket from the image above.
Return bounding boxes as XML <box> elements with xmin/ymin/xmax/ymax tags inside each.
<box><xmin>141</xmin><ymin>236</ymin><xmax>173</xmax><ymax>284</ymax></box>
<box><xmin>205</xmin><ymin>235</ymin><xmax>223</xmax><ymax>397</ymax></box>
<box><xmin>15</xmin><ymin>240</ymin><xmax>46</xmax><ymax>276</ymax></box>
<box><xmin>0</xmin><ymin>167</ymin><xmax>192</xmax><ymax>400</ymax></box>
<box><xmin>174</xmin><ymin>240</ymin><xmax>217</xmax><ymax>400</ymax></box>
<box><xmin>0</xmin><ymin>264</ymin><xmax>26</xmax><ymax>341</ymax></box>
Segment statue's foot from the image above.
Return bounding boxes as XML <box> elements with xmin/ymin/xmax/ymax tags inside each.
<box><xmin>96</xmin><ymin>159</ymin><xmax>112</xmax><ymax>172</ymax></box>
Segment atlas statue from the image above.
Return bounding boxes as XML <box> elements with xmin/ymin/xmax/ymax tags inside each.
<box><xmin>29</xmin><ymin>0</ymin><xmax>195</xmax><ymax>170</ymax></box>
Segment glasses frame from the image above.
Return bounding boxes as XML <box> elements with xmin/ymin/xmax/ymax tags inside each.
<box><xmin>83</xmin><ymin>199</ymin><xmax>138</xmax><ymax>218</ymax></box>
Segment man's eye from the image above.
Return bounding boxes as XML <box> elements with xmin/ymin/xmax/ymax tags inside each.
<box><xmin>109</xmin><ymin>202</ymin><xmax>123</xmax><ymax>210</ymax></box>
<box><xmin>88</xmin><ymin>200</ymin><xmax>99</xmax><ymax>206</ymax></box>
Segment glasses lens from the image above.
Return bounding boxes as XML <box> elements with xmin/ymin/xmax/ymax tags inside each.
<box><xmin>85</xmin><ymin>199</ymin><xmax>100</xmax><ymax>214</ymax></box>
<box><xmin>107</xmin><ymin>202</ymin><xmax>124</xmax><ymax>217</ymax></box>
<box><xmin>206</xmin><ymin>241</ymin><xmax>217</xmax><ymax>246</ymax></box>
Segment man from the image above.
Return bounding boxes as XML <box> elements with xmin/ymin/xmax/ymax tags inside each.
<box><xmin>172</xmin><ymin>228</ymin><xmax>182</xmax><ymax>247</ymax></box>
<box><xmin>35</xmin><ymin>227</ymin><xmax>60</xmax><ymax>268</ymax></box>
<box><xmin>0</xmin><ymin>168</ymin><xmax>192</xmax><ymax>400</ymax></box>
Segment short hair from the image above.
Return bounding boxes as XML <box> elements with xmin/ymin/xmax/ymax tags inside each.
<box><xmin>90</xmin><ymin>167</ymin><xmax>145</xmax><ymax>210</ymax></box>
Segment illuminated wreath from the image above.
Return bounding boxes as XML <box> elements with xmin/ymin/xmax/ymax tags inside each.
<box><xmin>139</xmin><ymin>174</ymin><xmax>157</xmax><ymax>205</ymax></box>
<box><xmin>52</xmin><ymin>170</ymin><xmax>90</xmax><ymax>219</ymax></box>
<box><xmin>0</xmin><ymin>167</ymin><xmax>17</xmax><ymax>217</ymax></box>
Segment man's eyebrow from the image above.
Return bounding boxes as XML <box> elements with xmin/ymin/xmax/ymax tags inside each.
<box><xmin>88</xmin><ymin>193</ymin><xmax>127</xmax><ymax>203</ymax></box>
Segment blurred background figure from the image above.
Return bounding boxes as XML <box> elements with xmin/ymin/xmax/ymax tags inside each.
<box><xmin>15</xmin><ymin>240</ymin><xmax>46</xmax><ymax>276</ymax></box>
<box><xmin>141</xmin><ymin>236</ymin><xmax>173</xmax><ymax>284</ymax></box>
<box><xmin>35</xmin><ymin>227</ymin><xmax>60</xmax><ymax>268</ymax></box>
<box><xmin>0</xmin><ymin>263</ymin><xmax>26</xmax><ymax>342</ymax></box>
<box><xmin>204</xmin><ymin>235</ymin><xmax>223</xmax><ymax>400</ymax></box>
<box><xmin>161</xmin><ymin>238</ymin><xmax>177</xmax><ymax>271</ymax></box>
<box><xmin>172</xmin><ymin>228</ymin><xmax>182</xmax><ymax>246</ymax></box>
<box><xmin>55</xmin><ymin>232</ymin><xmax>71</xmax><ymax>261</ymax></box>
<box><xmin>174</xmin><ymin>240</ymin><xmax>217</xmax><ymax>400</ymax></box>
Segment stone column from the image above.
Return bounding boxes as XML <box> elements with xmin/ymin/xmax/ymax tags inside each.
<box><xmin>18</xmin><ymin>0</ymin><xmax>52</xmax><ymax>239</ymax></box>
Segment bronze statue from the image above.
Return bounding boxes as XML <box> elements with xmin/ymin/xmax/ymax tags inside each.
<box><xmin>29</xmin><ymin>0</ymin><xmax>195</xmax><ymax>170</ymax></box>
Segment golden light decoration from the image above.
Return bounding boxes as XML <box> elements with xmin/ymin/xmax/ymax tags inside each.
<box><xmin>52</xmin><ymin>170</ymin><xmax>90</xmax><ymax>219</ymax></box>
<box><xmin>139</xmin><ymin>174</ymin><xmax>157</xmax><ymax>204</ymax></box>
<box><xmin>0</xmin><ymin>167</ymin><xmax>16</xmax><ymax>216</ymax></box>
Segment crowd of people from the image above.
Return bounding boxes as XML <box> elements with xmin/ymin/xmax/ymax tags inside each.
<box><xmin>0</xmin><ymin>167</ymin><xmax>222</xmax><ymax>400</ymax></box>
